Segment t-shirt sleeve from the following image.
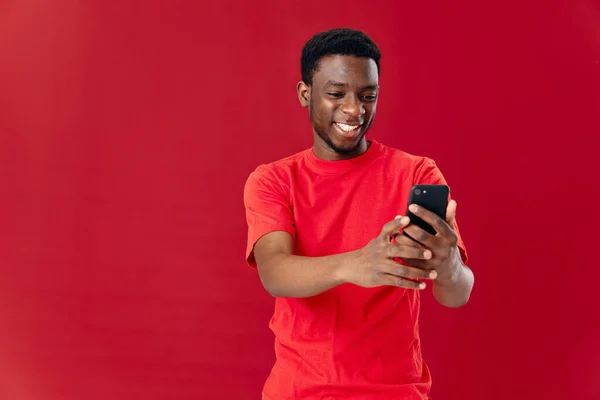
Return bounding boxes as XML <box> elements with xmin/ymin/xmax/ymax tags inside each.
<box><xmin>243</xmin><ymin>166</ymin><xmax>295</xmax><ymax>268</ymax></box>
<box><xmin>414</xmin><ymin>158</ymin><xmax>469</xmax><ymax>265</ymax></box>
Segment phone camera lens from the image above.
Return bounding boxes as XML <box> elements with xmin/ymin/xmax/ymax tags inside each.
<box><xmin>414</xmin><ymin>189</ymin><xmax>422</xmax><ymax>196</ymax></box>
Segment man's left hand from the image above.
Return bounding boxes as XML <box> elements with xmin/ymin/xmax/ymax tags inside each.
<box><xmin>397</xmin><ymin>200</ymin><xmax>464</xmax><ymax>283</ymax></box>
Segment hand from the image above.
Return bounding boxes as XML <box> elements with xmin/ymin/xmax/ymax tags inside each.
<box><xmin>340</xmin><ymin>216</ymin><xmax>438</xmax><ymax>290</ymax></box>
<box><xmin>401</xmin><ymin>200</ymin><xmax>463</xmax><ymax>283</ymax></box>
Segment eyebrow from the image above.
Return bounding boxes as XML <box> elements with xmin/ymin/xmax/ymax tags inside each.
<box><xmin>324</xmin><ymin>80</ymin><xmax>379</xmax><ymax>90</ymax></box>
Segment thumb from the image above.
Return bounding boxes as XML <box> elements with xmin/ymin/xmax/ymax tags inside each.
<box><xmin>446</xmin><ymin>199</ymin><xmax>457</xmax><ymax>227</ymax></box>
<box><xmin>381</xmin><ymin>215</ymin><xmax>410</xmax><ymax>242</ymax></box>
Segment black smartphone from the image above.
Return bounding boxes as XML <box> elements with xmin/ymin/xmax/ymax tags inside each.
<box><xmin>405</xmin><ymin>184</ymin><xmax>449</xmax><ymax>235</ymax></box>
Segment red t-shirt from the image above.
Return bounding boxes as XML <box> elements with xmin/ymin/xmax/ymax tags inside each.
<box><xmin>244</xmin><ymin>140</ymin><xmax>468</xmax><ymax>400</ymax></box>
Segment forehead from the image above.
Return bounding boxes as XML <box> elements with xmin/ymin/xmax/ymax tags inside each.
<box><xmin>313</xmin><ymin>55</ymin><xmax>379</xmax><ymax>87</ymax></box>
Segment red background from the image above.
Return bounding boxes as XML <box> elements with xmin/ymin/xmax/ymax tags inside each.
<box><xmin>1</xmin><ymin>1</ymin><xmax>599</xmax><ymax>399</ymax></box>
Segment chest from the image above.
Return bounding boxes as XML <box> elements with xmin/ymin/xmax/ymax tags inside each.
<box><xmin>289</xmin><ymin>164</ymin><xmax>415</xmax><ymax>256</ymax></box>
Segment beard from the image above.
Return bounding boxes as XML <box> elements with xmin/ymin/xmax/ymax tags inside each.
<box><xmin>309</xmin><ymin>99</ymin><xmax>373</xmax><ymax>155</ymax></box>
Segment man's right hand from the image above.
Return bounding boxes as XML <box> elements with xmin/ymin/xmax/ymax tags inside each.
<box><xmin>339</xmin><ymin>216</ymin><xmax>438</xmax><ymax>290</ymax></box>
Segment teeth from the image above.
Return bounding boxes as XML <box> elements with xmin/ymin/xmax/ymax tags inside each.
<box><xmin>336</xmin><ymin>123</ymin><xmax>360</xmax><ymax>132</ymax></box>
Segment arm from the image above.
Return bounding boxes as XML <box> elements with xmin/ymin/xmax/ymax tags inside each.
<box><xmin>401</xmin><ymin>201</ymin><xmax>475</xmax><ymax>308</ymax></box>
<box><xmin>431</xmin><ymin>245</ymin><xmax>474</xmax><ymax>308</ymax></box>
<box><xmin>253</xmin><ymin>231</ymin><xmax>349</xmax><ymax>298</ymax></box>
<box><xmin>404</xmin><ymin>158</ymin><xmax>474</xmax><ymax>307</ymax></box>
<box><xmin>253</xmin><ymin>218</ymin><xmax>437</xmax><ymax>298</ymax></box>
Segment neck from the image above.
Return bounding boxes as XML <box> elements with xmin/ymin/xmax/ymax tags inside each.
<box><xmin>312</xmin><ymin>136</ymin><xmax>370</xmax><ymax>161</ymax></box>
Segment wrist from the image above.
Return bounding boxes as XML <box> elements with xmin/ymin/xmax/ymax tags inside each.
<box><xmin>332</xmin><ymin>249</ymin><xmax>358</xmax><ymax>285</ymax></box>
<box><xmin>436</xmin><ymin>249</ymin><xmax>464</xmax><ymax>287</ymax></box>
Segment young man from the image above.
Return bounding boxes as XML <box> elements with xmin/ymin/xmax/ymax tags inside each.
<box><xmin>243</xmin><ymin>28</ymin><xmax>474</xmax><ymax>400</ymax></box>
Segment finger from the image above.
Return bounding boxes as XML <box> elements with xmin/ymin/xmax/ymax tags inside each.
<box><xmin>382</xmin><ymin>261</ymin><xmax>437</xmax><ymax>280</ymax></box>
<box><xmin>378</xmin><ymin>273</ymin><xmax>427</xmax><ymax>290</ymax></box>
<box><xmin>394</xmin><ymin>232</ymin><xmax>428</xmax><ymax>249</ymax></box>
<box><xmin>408</xmin><ymin>204</ymin><xmax>452</xmax><ymax>237</ymax></box>
<box><xmin>446</xmin><ymin>199</ymin><xmax>457</xmax><ymax>227</ymax></box>
<box><xmin>380</xmin><ymin>215</ymin><xmax>410</xmax><ymax>242</ymax></box>
<box><xmin>394</xmin><ymin>229</ymin><xmax>427</xmax><ymax>250</ymax></box>
<box><xmin>403</xmin><ymin>224</ymin><xmax>436</xmax><ymax>246</ymax></box>
<box><xmin>400</xmin><ymin>258</ymin><xmax>428</xmax><ymax>270</ymax></box>
<box><xmin>386</xmin><ymin>243</ymin><xmax>432</xmax><ymax>260</ymax></box>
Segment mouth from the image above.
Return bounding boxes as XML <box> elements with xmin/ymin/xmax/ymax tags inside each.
<box><xmin>334</xmin><ymin>122</ymin><xmax>363</xmax><ymax>138</ymax></box>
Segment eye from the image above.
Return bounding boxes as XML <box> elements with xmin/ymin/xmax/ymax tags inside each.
<box><xmin>327</xmin><ymin>92</ymin><xmax>344</xmax><ymax>99</ymax></box>
<box><xmin>362</xmin><ymin>94</ymin><xmax>378</xmax><ymax>101</ymax></box>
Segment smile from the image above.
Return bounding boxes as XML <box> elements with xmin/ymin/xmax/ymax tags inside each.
<box><xmin>335</xmin><ymin>122</ymin><xmax>362</xmax><ymax>134</ymax></box>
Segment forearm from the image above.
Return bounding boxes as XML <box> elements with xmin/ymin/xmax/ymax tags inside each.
<box><xmin>432</xmin><ymin>252</ymin><xmax>474</xmax><ymax>308</ymax></box>
<box><xmin>257</xmin><ymin>251</ymin><xmax>356</xmax><ymax>298</ymax></box>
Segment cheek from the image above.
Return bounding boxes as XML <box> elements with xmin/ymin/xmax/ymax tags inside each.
<box><xmin>314</xmin><ymin>101</ymin><xmax>336</xmax><ymax>123</ymax></box>
<box><xmin>367</xmin><ymin>104</ymin><xmax>377</xmax><ymax>118</ymax></box>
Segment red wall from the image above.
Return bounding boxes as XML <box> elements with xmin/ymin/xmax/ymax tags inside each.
<box><xmin>1</xmin><ymin>1</ymin><xmax>598</xmax><ymax>399</ymax></box>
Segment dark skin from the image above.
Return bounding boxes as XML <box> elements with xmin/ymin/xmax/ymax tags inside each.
<box><xmin>297</xmin><ymin>55</ymin><xmax>378</xmax><ymax>160</ymax></box>
<box><xmin>254</xmin><ymin>55</ymin><xmax>474</xmax><ymax>307</ymax></box>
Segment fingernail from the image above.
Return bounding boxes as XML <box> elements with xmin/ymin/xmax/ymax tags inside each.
<box><xmin>409</xmin><ymin>204</ymin><xmax>418</xmax><ymax>212</ymax></box>
<box><xmin>400</xmin><ymin>217</ymin><xmax>410</xmax><ymax>224</ymax></box>
<box><xmin>429</xmin><ymin>270</ymin><xmax>437</xmax><ymax>279</ymax></box>
<box><xmin>419</xmin><ymin>282</ymin><xmax>426</xmax><ymax>290</ymax></box>
<box><xmin>424</xmin><ymin>250</ymin><xmax>432</xmax><ymax>259</ymax></box>
<box><xmin>395</xmin><ymin>215</ymin><xmax>402</xmax><ymax>220</ymax></box>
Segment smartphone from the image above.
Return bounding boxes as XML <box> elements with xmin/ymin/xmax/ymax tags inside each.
<box><xmin>405</xmin><ymin>184</ymin><xmax>449</xmax><ymax>235</ymax></box>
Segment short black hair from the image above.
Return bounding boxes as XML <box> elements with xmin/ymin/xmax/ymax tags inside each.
<box><xmin>301</xmin><ymin>28</ymin><xmax>381</xmax><ymax>86</ymax></box>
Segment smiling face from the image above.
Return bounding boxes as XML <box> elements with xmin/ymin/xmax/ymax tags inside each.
<box><xmin>297</xmin><ymin>54</ymin><xmax>379</xmax><ymax>160</ymax></box>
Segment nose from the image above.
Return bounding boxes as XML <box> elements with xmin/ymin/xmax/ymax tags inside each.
<box><xmin>341</xmin><ymin>95</ymin><xmax>365</xmax><ymax>118</ymax></box>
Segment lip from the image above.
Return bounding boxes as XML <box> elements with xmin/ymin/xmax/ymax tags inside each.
<box><xmin>334</xmin><ymin>122</ymin><xmax>363</xmax><ymax>138</ymax></box>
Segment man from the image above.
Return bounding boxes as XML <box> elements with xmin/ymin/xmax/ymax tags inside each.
<box><xmin>243</xmin><ymin>28</ymin><xmax>474</xmax><ymax>400</ymax></box>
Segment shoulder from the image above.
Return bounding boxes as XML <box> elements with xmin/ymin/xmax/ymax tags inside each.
<box><xmin>377</xmin><ymin>141</ymin><xmax>438</xmax><ymax>173</ymax></box>
<box><xmin>244</xmin><ymin>149</ymin><xmax>307</xmax><ymax>194</ymax></box>
<box><xmin>250</xmin><ymin>150</ymin><xmax>306</xmax><ymax>177</ymax></box>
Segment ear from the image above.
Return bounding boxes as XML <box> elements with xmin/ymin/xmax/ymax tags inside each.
<box><xmin>297</xmin><ymin>81</ymin><xmax>310</xmax><ymax>107</ymax></box>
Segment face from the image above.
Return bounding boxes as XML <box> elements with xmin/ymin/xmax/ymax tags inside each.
<box><xmin>298</xmin><ymin>55</ymin><xmax>379</xmax><ymax>160</ymax></box>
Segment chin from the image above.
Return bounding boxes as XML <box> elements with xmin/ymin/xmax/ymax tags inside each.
<box><xmin>329</xmin><ymin>135</ymin><xmax>365</xmax><ymax>154</ymax></box>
